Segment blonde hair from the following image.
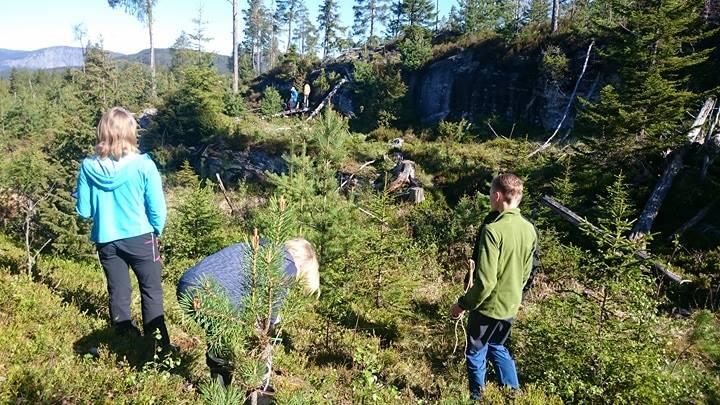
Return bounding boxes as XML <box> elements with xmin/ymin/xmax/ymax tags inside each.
<box><xmin>285</xmin><ymin>238</ymin><xmax>320</xmax><ymax>296</ymax></box>
<box><xmin>95</xmin><ymin>107</ymin><xmax>139</xmax><ymax>160</ymax></box>
<box><xmin>491</xmin><ymin>173</ymin><xmax>524</xmax><ymax>204</ymax></box>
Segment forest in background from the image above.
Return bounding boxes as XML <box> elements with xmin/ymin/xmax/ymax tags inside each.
<box><xmin>1</xmin><ymin>0</ymin><xmax>720</xmax><ymax>403</ymax></box>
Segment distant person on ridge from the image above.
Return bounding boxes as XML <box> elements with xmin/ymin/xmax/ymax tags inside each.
<box><xmin>450</xmin><ymin>173</ymin><xmax>537</xmax><ymax>400</ymax></box>
<box><xmin>289</xmin><ymin>86</ymin><xmax>299</xmax><ymax>110</ymax></box>
<box><xmin>75</xmin><ymin>107</ymin><xmax>171</xmax><ymax>348</ymax></box>
<box><xmin>302</xmin><ymin>83</ymin><xmax>311</xmax><ymax>109</ymax></box>
<box><xmin>176</xmin><ymin>238</ymin><xmax>320</xmax><ymax>389</ymax></box>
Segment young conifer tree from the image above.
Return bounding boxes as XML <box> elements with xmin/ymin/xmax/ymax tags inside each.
<box><xmin>580</xmin><ymin>0</ymin><xmax>713</xmax><ymax>162</ymax></box>
<box><xmin>180</xmin><ymin>196</ymin><xmax>307</xmax><ymax>397</ymax></box>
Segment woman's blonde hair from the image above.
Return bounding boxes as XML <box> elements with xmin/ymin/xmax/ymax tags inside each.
<box><xmin>284</xmin><ymin>238</ymin><xmax>320</xmax><ymax>296</ymax></box>
<box><xmin>95</xmin><ymin>107</ymin><xmax>139</xmax><ymax>160</ymax></box>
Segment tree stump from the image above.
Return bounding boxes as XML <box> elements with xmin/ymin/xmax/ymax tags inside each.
<box><xmin>408</xmin><ymin>187</ymin><xmax>425</xmax><ymax>203</ymax></box>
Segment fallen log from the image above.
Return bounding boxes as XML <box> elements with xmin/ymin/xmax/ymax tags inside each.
<box><xmin>541</xmin><ymin>195</ymin><xmax>689</xmax><ymax>284</ymax></box>
<box><xmin>629</xmin><ymin>147</ymin><xmax>688</xmax><ymax>241</ymax></box>
<box><xmin>667</xmin><ymin>198</ymin><xmax>718</xmax><ymax>241</ymax></box>
<box><xmin>306</xmin><ymin>77</ymin><xmax>349</xmax><ymax>121</ymax></box>
<box><xmin>272</xmin><ymin>107</ymin><xmax>310</xmax><ymax>118</ymax></box>
<box><xmin>688</xmin><ymin>98</ymin><xmax>716</xmax><ymax>144</ymax></box>
<box><xmin>629</xmin><ymin>97</ymin><xmax>716</xmax><ymax>241</ymax></box>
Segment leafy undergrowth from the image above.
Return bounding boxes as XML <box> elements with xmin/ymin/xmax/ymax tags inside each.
<box><xmin>0</xmin><ymin>232</ymin><xmax>564</xmax><ymax>404</ymax></box>
<box><xmin>0</xmin><ymin>269</ymin><xmax>196</xmax><ymax>403</ymax></box>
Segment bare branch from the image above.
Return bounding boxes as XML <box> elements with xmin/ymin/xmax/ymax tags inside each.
<box><xmin>336</xmin><ymin>160</ymin><xmax>376</xmax><ymax>193</ymax></box>
<box><xmin>215</xmin><ymin>173</ymin><xmax>237</xmax><ymax>215</ymax></box>
<box><xmin>528</xmin><ymin>40</ymin><xmax>595</xmax><ymax>158</ymax></box>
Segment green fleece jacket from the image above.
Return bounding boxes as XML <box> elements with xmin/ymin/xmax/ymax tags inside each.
<box><xmin>458</xmin><ymin>208</ymin><xmax>537</xmax><ymax>320</ymax></box>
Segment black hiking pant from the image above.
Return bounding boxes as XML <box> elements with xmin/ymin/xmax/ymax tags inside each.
<box><xmin>97</xmin><ymin>232</ymin><xmax>169</xmax><ymax>346</ymax></box>
<box><xmin>206</xmin><ymin>341</ymin><xmax>275</xmax><ymax>390</ymax></box>
<box><xmin>207</xmin><ymin>351</ymin><xmax>234</xmax><ymax>388</ymax></box>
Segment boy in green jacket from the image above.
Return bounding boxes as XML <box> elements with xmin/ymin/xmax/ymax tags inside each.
<box><xmin>450</xmin><ymin>173</ymin><xmax>537</xmax><ymax>400</ymax></box>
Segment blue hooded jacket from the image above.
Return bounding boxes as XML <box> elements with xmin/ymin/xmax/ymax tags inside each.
<box><xmin>75</xmin><ymin>153</ymin><xmax>167</xmax><ymax>243</ymax></box>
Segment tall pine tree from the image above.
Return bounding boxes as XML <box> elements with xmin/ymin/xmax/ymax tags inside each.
<box><xmin>387</xmin><ymin>1</ymin><xmax>404</xmax><ymax>37</ymax></box>
<box><xmin>318</xmin><ymin>0</ymin><xmax>344</xmax><ymax>57</ymax></box>
<box><xmin>353</xmin><ymin>0</ymin><xmax>390</xmax><ymax>45</ymax></box>
<box><xmin>189</xmin><ymin>5</ymin><xmax>213</xmax><ymax>53</ymax></box>
<box><xmin>276</xmin><ymin>0</ymin><xmax>303</xmax><ymax>52</ymax></box>
<box><xmin>243</xmin><ymin>0</ymin><xmax>266</xmax><ymax>72</ymax></box>
<box><xmin>525</xmin><ymin>0</ymin><xmax>550</xmax><ymax>26</ymax></box>
<box><xmin>400</xmin><ymin>0</ymin><xmax>436</xmax><ymax>29</ymax></box>
<box><xmin>458</xmin><ymin>0</ymin><xmax>514</xmax><ymax>33</ymax></box>
<box><xmin>107</xmin><ymin>0</ymin><xmax>158</xmax><ymax>96</ymax></box>
<box><xmin>293</xmin><ymin>2</ymin><xmax>318</xmax><ymax>55</ymax></box>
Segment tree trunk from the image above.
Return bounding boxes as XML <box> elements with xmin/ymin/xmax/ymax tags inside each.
<box><xmin>253</xmin><ymin>42</ymin><xmax>258</xmax><ymax>72</ymax></box>
<box><xmin>147</xmin><ymin>0</ymin><xmax>156</xmax><ymax>98</ymax></box>
<box><xmin>387</xmin><ymin>160</ymin><xmax>417</xmax><ymax>192</ymax></box>
<box><xmin>629</xmin><ymin>148</ymin><xmax>688</xmax><ymax>241</ymax></box>
<box><xmin>25</xmin><ymin>202</ymin><xmax>33</xmax><ymax>277</ymax></box>
<box><xmin>687</xmin><ymin>98</ymin><xmax>716</xmax><ymax>144</ymax></box>
<box><xmin>630</xmin><ymin>98</ymin><xmax>716</xmax><ymax>240</ymax></box>
<box><xmin>232</xmin><ymin>0</ymin><xmax>239</xmax><ymax>94</ymax></box>
<box><xmin>551</xmin><ymin>0</ymin><xmax>560</xmax><ymax>32</ymax></box>
<box><xmin>287</xmin><ymin>20</ymin><xmax>293</xmax><ymax>52</ymax></box>
<box><xmin>700</xmin><ymin>128</ymin><xmax>720</xmax><ymax>182</ymax></box>
<box><xmin>408</xmin><ymin>187</ymin><xmax>425</xmax><ymax>203</ymax></box>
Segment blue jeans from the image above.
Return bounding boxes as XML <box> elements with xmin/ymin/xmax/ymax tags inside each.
<box><xmin>465</xmin><ymin>312</ymin><xmax>519</xmax><ymax>398</ymax></box>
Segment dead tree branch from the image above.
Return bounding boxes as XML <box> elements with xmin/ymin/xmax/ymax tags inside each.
<box><xmin>528</xmin><ymin>40</ymin><xmax>595</xmax><ymax>158</ymax></box>
<box><xmin>215</xmin><ymin>173</ymin><xmax>237</xmax><ymax>215</ymax></box>
<box><xmin>630</xmin><ymin>98</ymin><xmax>716</xmax><ymax>241</ymax></box>
<box><xmin>541</xmin><ymin>195</ymin><xmax>689</xmax><ymax>284</ymax></box>
<box><xmin>306</xmin><ymin>78</ymin><xmax>349</xmax><ymax>121</ymax></box>
<box><xmin>668</xmin><ymin>198</ymin><xmax>719</xmax><ymax>241</ymax></box>
<box><xmin>24</xmin><ymin>184</ymin><xmax>56</xmax><ymax>276</ymax></box>
<box><xmin>336</xmin><ymin>159</ymin><xmax>376</xmax><ymax>193</ymax></box>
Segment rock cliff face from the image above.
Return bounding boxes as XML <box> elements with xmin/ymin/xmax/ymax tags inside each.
<box><xmin>407</xmin><ymin>41</ymin><xmax>600</xmax><ymax>131</ymax></box>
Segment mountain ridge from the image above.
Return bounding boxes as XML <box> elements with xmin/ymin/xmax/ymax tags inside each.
<box><xmin>0</xmin><ymin>46</ymin><xmax>231</xmax><ymax>75</ymax></box>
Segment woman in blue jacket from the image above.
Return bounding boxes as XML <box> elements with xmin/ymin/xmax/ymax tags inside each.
<box><xmin>75</xmin><ymin>107</ymin><xmax>170</xmax><ymax>346</ymax></box>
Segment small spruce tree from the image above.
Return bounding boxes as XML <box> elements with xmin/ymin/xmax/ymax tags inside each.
<box><xmin>162</xmin><ymin>161</ymin><xmax>224</xmax><ymax>268</ymax></box>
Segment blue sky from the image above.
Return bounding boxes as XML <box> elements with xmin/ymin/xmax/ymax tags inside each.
<box><xmin>0</xmin><ymin>0</ymin><xmax>454</xmax><ymax>55</ymax></box>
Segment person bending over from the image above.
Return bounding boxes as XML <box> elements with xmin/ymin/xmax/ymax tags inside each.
<box><xmin>177</xmin><ymin>238</ymin><xmax>320</xmax><ymax>388</ymax></box>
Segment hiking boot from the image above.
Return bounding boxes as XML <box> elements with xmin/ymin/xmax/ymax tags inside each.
<box><xmin>115</xmin><ymin>320</ymin><xmax>142</xmax><ymax>337</ymax></box>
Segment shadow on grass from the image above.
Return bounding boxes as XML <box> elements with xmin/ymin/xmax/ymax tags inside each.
<box><xmin>33</xmin><ymin>269</ymin><xmax>108</xmax><ymax>318</ymax></box>
<box><xmin>73</xmin><ymin>326</ymin><xmax>199</xmax><ymax>381</ymax></box>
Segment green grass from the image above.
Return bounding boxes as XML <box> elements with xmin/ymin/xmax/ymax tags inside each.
<box><xmin>0</xmin><ymin>230</ymin><xmax>567</xmax><ymax>404</ymax></box>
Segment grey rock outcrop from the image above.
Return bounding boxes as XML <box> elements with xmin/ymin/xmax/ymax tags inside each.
<box><xmin>408</xmin><ymin>42</ymin><xmax>601</xmax><ymax>131</ymax></box>
<box><xmin>200</xmin><ymin>146</ymin><xmax>288</xmax><ymax>184</ymax></box>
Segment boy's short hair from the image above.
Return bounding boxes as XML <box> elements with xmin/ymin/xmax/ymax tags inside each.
<box><xmin>95</xmin><ymin>107</ymin><xmax>139</xmax><ymax>160</ymax></box>
<box><xmin>491</xmin><ymin>173</ymin><xmax>524</xmax><ymax>204</ymax></box>
<box><xmin>285</xmin><ymin>238</ymin><xmax>320</xmax><ymax>296</ymax></box>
